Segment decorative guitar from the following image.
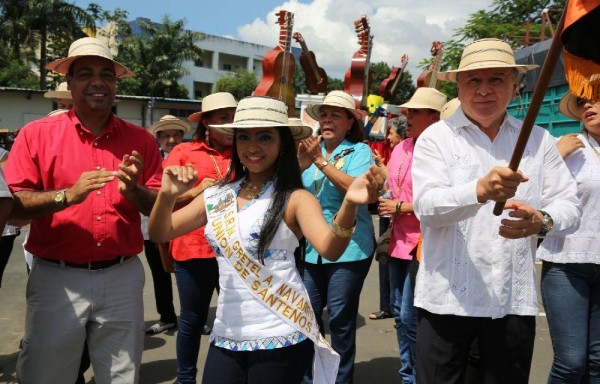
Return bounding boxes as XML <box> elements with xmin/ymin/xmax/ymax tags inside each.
<box><xmin>416</xmin><ymin>41</ymin><xmax>443</xmax><ymax>88</ymax></box>
<box><xmin>254</xmin><ymin>10</ymin><xmax>296</xmax><ymax>116</ymax></box>
<box><xmin>379</xmin><ymin>54</ymin><xmax>408</xmax><ymax>100</ymax></box>
<box><xmin>344</xmin><ymin>15</ymin><xmax>372</xmax><ymax>109</ymax></box>
<box><xmin>293</xmin><ymin>32</ymin><xmax>328</xmax><ymax>94</ymax></box>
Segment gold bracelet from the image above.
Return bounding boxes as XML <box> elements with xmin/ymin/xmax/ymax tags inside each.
<box><xmin>330</xmin><ymin>213</ymin><xmax>356</xmax><ymax>238</ymax></box>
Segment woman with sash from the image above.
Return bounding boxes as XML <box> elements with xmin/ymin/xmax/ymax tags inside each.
<box><xmin>149</xmin><ymin>96</ymin><xmax>385</xmax><ymax>384</ymax></box>
<box><xmin>297</xmin><ymin>90</ymin><xmax>374</xmax><ymax>384</ymax></box>
<box><xmin>537</xmin><ymin>92</ymin><xmax>600</xmax><ymax>383</ymax></box>
<box><xmin>162</xmin><ymin>92</ymin><xmax>237</xmax><ymax>383</ymax></box>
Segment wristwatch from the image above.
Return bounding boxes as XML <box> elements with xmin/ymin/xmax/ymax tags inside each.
<box><xmin>316</xmin><ymin>159</ymin><xmax>329</xmax><ymax>170</ymax></box>
<box><xmin>538</xmin><ymin>210</ymin><xmax>553</xmax><ymax>237</ymax></box>
<box><xmin>54</xmin><ymin>189</ymin><xmax>67</xmax><ymax>206</ymax></box>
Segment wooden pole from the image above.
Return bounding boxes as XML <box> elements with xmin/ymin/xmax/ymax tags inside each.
<box><xmin>493</xmin><ymin>5</ymin><xmax>567</xmax><ymax>216</ymax></box>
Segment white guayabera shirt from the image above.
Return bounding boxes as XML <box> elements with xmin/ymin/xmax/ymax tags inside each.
<box><xmin>412</xmin><ymin>108</ymin><xmax>581</xmax><ymax>319</ymax></box>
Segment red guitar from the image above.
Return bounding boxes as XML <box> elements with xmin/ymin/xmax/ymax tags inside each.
<box><xmin>254</xmin><ymin>10</ymin><xmax>296</xmax><ymax>116</ymax></box>
<box><xmin>293</xmin><ymin>32</ymin><xmax>328</xmax><ymax>94</ymax></box>
<box><xmin>379</xmin><ymin>54</ymin><xmax>408</xmax><ymax>100</ymax></box>
<box><xmin>416</xmin><ymin>41</ymin><xmax>443</xmax><ymax>88</ymax></box>
<box><xmin>344</xmin><ymin>16</ymin><xmax>372</xmax><ymax>109</ymax></box>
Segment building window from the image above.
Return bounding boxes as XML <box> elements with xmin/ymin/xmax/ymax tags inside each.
<box><xmin>223</xmin><ymin>63</ymin><xmax>232</xmax><ymax>71</ymax></box>
<box><xmin>194</xmin><ymin>59</ymin><xmax>204</xmax><ymax>67</ymax></box>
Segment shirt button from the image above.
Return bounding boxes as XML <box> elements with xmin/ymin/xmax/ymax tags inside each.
<box><xmin>96</xmin><ymin>166</ymin><xmax>101</xmax><ymax>170</ymax></box>
<box><xmin>96</xmin><ymin>242</ymin><xmax>101</xmax><ymax>247</ymax></box>
<box><xmin>96</xmin><ymin>191</ymin><xmax>101</xmax><ymax>195</ymax></box>
<box><xmin>94</xmin><ymin>142</ymin><xmax>98</xmax><ymax>146</ymax></box>
<box><xmin>96</xmin><ymin>216</ymin><xmax>102</xmax><ymax>221</ymax></box>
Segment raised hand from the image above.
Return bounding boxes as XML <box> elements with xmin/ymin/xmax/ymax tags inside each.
<box><xmin>556</xmin><ymin>133</ymin><xmax>584</xmax><ymax>159</ymax></box>
<box><xmin>161</xmin><ymin>165</ymin><xmax>198</xmax><ymax>198</ymax></box>
<box><xmin>499</xmin><ymin>200</ymin><xmax>543</xmax><ymax>239</ymax></box>
<box><xmin>299</xmin><ymin>135</ymin><xmax>323</xmax><ymax>163</ymax></box>
<box><xmin>345</xmin><ymin>165</ymin><xmax>386</xmax><ymax>205</ymax></box>
<box><xmin>117</xmin><ymin>150</ymin><xmax>144</xmax><ymax>195</ymax></box>
<box><xmin>66</xmin><ymin>169</ymin><xmax>116</xmax><ymax>205</ymax></box>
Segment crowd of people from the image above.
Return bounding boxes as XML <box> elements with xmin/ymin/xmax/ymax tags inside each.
<box><xmin>0</xmin><ymin>34</ymin><xmax>598</xmax><ymax>384</ymax></box>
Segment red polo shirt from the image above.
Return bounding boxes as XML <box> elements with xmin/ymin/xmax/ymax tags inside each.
<box><xmin>163</xmin><ymin>141</ymin><xmax>232</xmax><ymax>261</ymax></box>
<box><xmin>5</xmin><ymin>110</ymin><xmax>163</xmax><ymax>263</ymax></box>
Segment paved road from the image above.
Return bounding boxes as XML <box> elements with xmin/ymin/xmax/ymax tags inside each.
<box><xmin>0</xmin><ymin>228</ymin><xmax>552</xmax><ymax>383</ymax></box>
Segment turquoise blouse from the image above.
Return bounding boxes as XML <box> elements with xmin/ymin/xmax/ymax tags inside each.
<box><xmin>301</xmin><ymin>139</ymin><xmax>375</xmax><ymax>264</ymax></box>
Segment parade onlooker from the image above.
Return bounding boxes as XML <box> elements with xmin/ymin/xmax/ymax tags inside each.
<box><xmin>163</xmin><ymin>92</ymin><xmax>237</xmax><ymax>382</ymax></box>
<box><xmin>44</xmin><ymin>81</ymin><xmax>74</xmax><ymax>110</ymax></box>
<box><xmin>412</xmin><ymin>38</ymin><xmax>581</xmax><ymax>383</ymax></box>
<box><xmin>149</xmin><ymin>96</ymin><xmax>385</xmax><ymax>384</ymax></box>
<box><xmin>378</xmin><ymin>87</ymin><xmax>446</xmax><ymax>383</ymax></box>
<box><xmin>0</xmin><ymin>163</ymin><xmax>13</xmax><ymax>288</ymax></box>
<box><xmin>298</xmin><ymin>90</ymin><xmax>374</xmax><ymax>384</ymax></box>
<box><xmin>5</xmin><ymin>37</ymin><xmax>163</xmax><ymax>383</ymax></box>
<box><xmin>537</xmin><ymin>91</ymin><xmax>600</xmax><ymax>383</ymax></box>
<box><xmin>142</xmin><ymin>115</ymin><xmax>191</xmax><ymax>335</ymax></box>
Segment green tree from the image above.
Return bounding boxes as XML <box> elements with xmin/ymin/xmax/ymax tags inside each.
<box><xmin>326</xmin><ymin>77</ymin><xmax>344</xmax><ymax>93</ymax></box>
<box><xmin>214</xmin><ymin>68</ymin><xmax>258</xmax><ymax>101</ymax></box>
<box><xmin>0</xmin><ymin>51</ymin><xmax>38</xmax><ymax>88</ymax></box>
<box><xmin>116</xmin><ymin>16</ymin><xmax>204</xmax><ymax>98</ymax></box>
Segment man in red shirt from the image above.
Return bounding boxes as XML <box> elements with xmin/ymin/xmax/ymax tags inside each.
<box><xmin>5</xmin><ymin>37</ymin><xmax>163</xmax><ymax>384</ymax></box>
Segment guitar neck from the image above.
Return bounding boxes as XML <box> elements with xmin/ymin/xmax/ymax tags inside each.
<box><xmin>427</xmin><ymin>50</ymin><xmax>443</xmax><ymax>88</ymax></box>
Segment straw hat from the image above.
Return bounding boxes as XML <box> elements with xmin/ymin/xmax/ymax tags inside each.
<box><xmin>305</xmin><ymin>90</ymin><xmax>367</xmax><ymax>122</ymax></box>
<box><xmin>46</xmin><ymin>37</ymin><xmax>134</xmax><ymax>78</ymax></box>
<box><xmin>210</xmin><ymin>97</ymin><xmax>312</xmax><ymax>140</ymax></box>
<box><xmin>47</xmin><ymin>109</ymin><xmax>69</xmax><ymax>117</ymax></box>
<box><xmin>437</xmin><ymin>38</ymin><xmax>538</xmax><ymax>82</ymax></box>
<box><xmin>440</xmin><ymin>98</ymin><xmax>461</xmax><ymax>119</ymax></box>
<box><xmin>399</xmin><ymin>87</ymin><xmax>447</xmax><ymax>112</ymax></box>
<box><xmin>149</xmin><ymin>115</ymin><xmax>191</xmax><ymax>136</ymax></box>
<box><xmin>43</xmin><ymin>82</ymin><xmax>72</xmax><ymax>100</ymax></box>
<box><xmin>558</xmin><ymin>92</ymin><xmax>581</xmax><ymax>121</ymax></box>
<box><xmin>188</xmin><ymin>92</ymin><xmax>238</xmax><ymax>123</ymax></box>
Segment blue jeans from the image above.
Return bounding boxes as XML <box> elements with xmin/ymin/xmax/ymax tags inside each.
<box><xmin>541</xmin><ymin>261</ymin><xmax>600</xmax><ymax>383</ymax></box>
<box><xmin>303</xmin><ymin>256</ymin><xmax>372</xmax><ymax>384</ymax></box>
<box><xmin>174</xmin><ymin>258</ymin><xmax>219</xmax><ymax>384</ymax></box>
<box><xmin>389</xmin><ymin>258</ymin><xmax>417</xmax><ymax>383</ymax></box>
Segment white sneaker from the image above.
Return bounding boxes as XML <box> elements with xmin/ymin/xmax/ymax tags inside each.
<box><xmin>145</xmin><ymin>322</ymin><xmax>176</xmax><ymax>335</ymax></box>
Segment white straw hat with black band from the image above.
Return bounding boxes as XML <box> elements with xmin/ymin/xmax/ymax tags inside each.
<box><xmin>305</xmin><ymin>90</ymin><xmax>367</xmax><ymax>122</ymax></box>
<box><xmin>399</xmin><ymin>87</ymin><xmax>447</xmax><ymax>112</ymax></box>
<box><xmin>437</xmin><ymin>38</ymin><xmax>538</xmax><ymax>83</ymax></box>
<box><xmin>210</xmin><ymin>97</ymin><xmax>312</xmax><ymax>140</ymax></box>
<box><xmin>43</xmin><ymin>82</ymin><xmax>72</xmax><ymax>100</ymax></box>
<box><xmin>149</xmin><ymin>115</ymin><xmax>192</xmax><ymax>136</ymax></box>
<box><xmin>188</xmin><ymin>92</ymin><xmax>238</xmax><ymax>124</ymax></box>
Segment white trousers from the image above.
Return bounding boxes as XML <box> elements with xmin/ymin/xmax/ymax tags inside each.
<box><xmin>17</xmin><ymin>256</ymin><xmax>145</xmax><ymax>384</ymax></box>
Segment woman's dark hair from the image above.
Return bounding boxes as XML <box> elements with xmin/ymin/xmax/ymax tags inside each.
<box><xmin>221</xmin><ymin>126</ymin><xmax>306</xmax><ymax>272</ymax></box>
<box><xmin>345</xmin><ymin>110</ymin><xmax>365</xmax><ymax>143</ymax></box>
<box><xmin>192</xmin><ymin>111</ymin><xmax>212</xmax><ymax>141</ymax></box>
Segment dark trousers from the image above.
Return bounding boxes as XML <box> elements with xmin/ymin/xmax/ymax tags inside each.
<box><xmin>0</xmin><ymin>234</ymin><xmax>17</xmax><ymax>288</ymax></box>
<box><xmin>416</xmin><ymin>309</ymin><xmax>535</xmax><ymax>384</ymax></box>
<box><xmin>303</xmin><ymin>256</ymin><xmax>373</xmax><ymax>384</ymax></box>
<box><xmin>378</xmin><ymin>217</ymin><xmax>391</xmax><ymax>313</ymax></box>
<box><xmin>201</xmin><ymin>340</ymin><xmax>313</xmax><ymax>384</ymax></box>
<box><xmin>144</xmin><ymin>240</ymin><xmax>177</xmax><ymax>324</ymax></box>
<box><xmin>175</xmin><ymin>258</ymin><xmax>219</xmax><ymax>383</ymax></box>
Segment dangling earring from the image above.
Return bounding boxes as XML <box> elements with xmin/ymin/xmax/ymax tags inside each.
<box><xmin>205</xmin><ymin>129</ymin><xmax>211</xmax><ymax>146</ymax></box>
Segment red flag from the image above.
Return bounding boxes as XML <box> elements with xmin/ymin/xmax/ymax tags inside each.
<box><xmin>561</xmin><ymin>0</ymin><xmax>600</xmax><ymax>100</ymax></box>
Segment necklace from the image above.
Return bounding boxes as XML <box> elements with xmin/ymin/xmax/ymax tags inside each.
<box><xmin>313</xmin><ymin>148</ymin><xmax>356</xmax><ymax>194</ymax></box>
<box><xmin>240</xmin><ymin>179</ymin><xmax>267</xmax><ymax>200</ymax></box>
<box><xmin>209</xmin><ymin>154</ymin><xmax>229</xmax><ymax>180</ymax></box>
<box><xmin>586</xmin><ymin>131</ymin><xmax>600</xmax><ymax>162</ymax></box>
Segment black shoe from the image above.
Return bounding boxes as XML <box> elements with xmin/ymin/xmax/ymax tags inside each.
<box><xmin>369</xmin><ymin>310</ymin><xmax>393</xmax><ymax>320</ymax></box>
<box><xmin>201</xmin><ymin>325</ymin><xmax>212</xmax><ymax>335</ymax></box>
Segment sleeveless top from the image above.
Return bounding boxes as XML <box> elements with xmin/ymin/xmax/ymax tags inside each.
<box><xmin>204</xmin><ymin>180</ymin><xmax>307</xmax><ymax>350</ymax></box>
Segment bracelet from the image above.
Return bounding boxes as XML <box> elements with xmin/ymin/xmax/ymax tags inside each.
<box><xmin>396</xmin><ymin>201</ymin><xmax>403</xmax><ymax>214</ymax></box>
<box><xmin>330</xmin><ymin>213</ymin><xmax>356</xmax><ymax>238</ymax></box>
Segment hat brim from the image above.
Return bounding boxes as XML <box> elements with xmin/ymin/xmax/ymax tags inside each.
<box><xmin>188</xmin><ymin>105</ymin><xmax>238</xmax><ymax>124</ymax></box>
<box><xmin>305</xmin><ymin>104</ymin><xmax>366</xmax><ymax>122</ymax></box>
<box><xmin>46</xmin><ymin>55</ymin><xmax>135</xmax><ymax>78</ymax></box>
<box><xmin>437</xmin><ymin>63</ymin><xmax>539</xmax><ymax>82</ymax></box>
<box><xmin>43</xmin><ymin>90</ymin><xmax>72</xmax><ymax>99</ymax></box>
<box><xmin>150</xmin><ymin>121</ymin><xmax>191</xmax><ymax>135</ymax></box>
<box><xmin>210</xmin><ymin>122</ymin><xmax>312</xmax><ymax>140</ymax></box>
<box><xmin>558</xmin><ymin>93</ymin><xmax>581</xmax><ymax>121</ymax></box>
<box><xmin>399</xmin><ymin>100</ymin><xmax>441</xmax><ymax>111</ymax></box>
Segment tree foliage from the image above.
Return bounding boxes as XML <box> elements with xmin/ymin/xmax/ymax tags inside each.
<box><xmin>214</xmin><ymin>68</ymin><xmax>259</xmax><ymax>101</ymax></box>
<box><xmin>115</xmin><ymin>16</ymin><xmax>204</xmax><ymax>98</ymax></box>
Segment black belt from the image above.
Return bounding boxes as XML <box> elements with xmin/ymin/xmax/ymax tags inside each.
<box><xmin>40</xmin><ymin>256</ymin><xmax>133</xmax><ymax>271</ymax></box>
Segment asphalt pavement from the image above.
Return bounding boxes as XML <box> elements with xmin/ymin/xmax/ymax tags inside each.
<box><xmin>0</xmin><ymin>227</ymin><xmax>552</xmax><ymax>383</ymax></box>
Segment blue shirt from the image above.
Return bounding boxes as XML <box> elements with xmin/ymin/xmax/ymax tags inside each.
<box><xmin>301</xmin><ymin>139</ymin><xmax>375</xmax><ymax>264</ymax></box>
